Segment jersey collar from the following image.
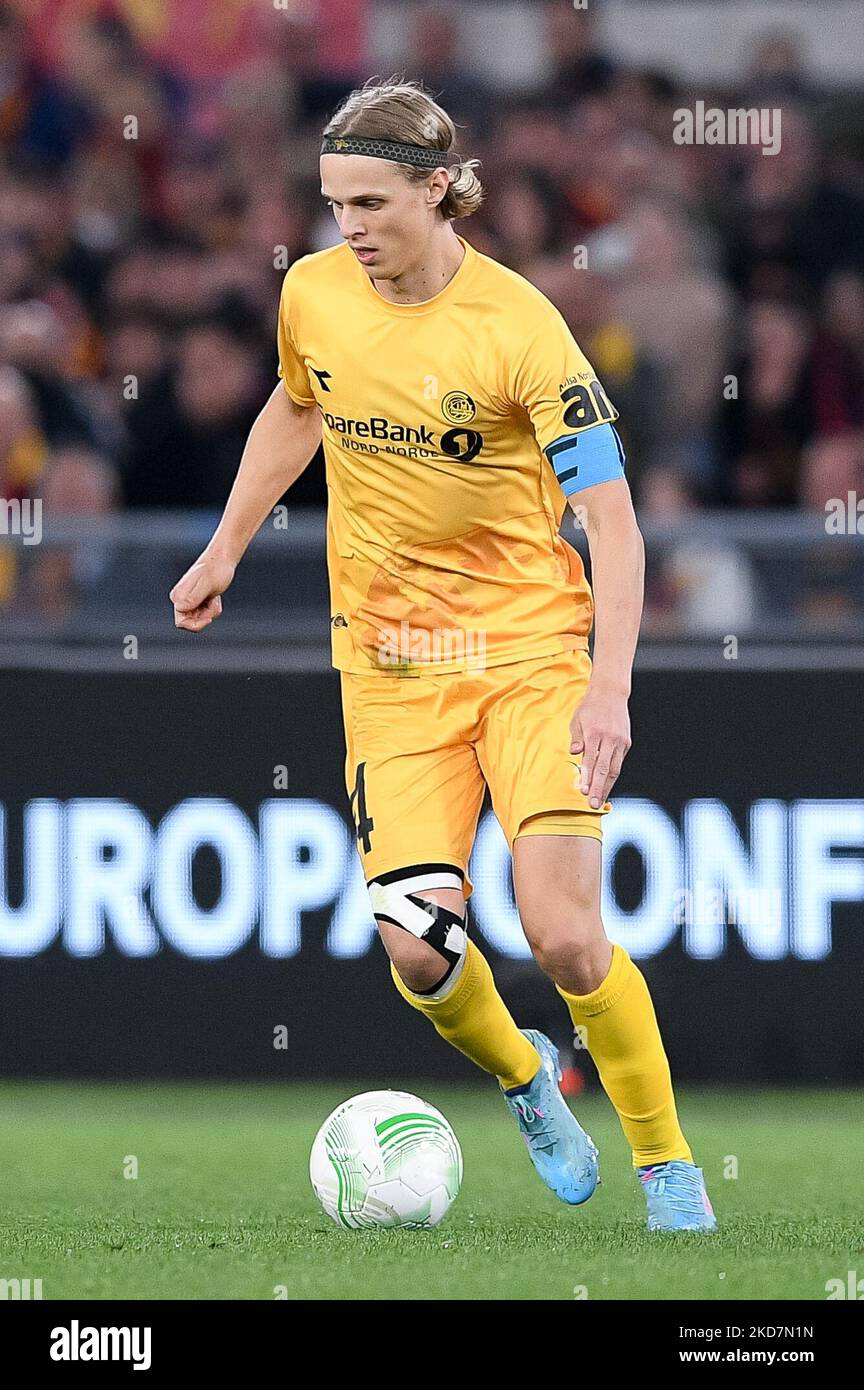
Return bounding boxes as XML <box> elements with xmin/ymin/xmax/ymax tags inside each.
<box><xmin>355</xmin><ymin>235</ymin><xmax>477</xmax><ymax>316</ymax></box>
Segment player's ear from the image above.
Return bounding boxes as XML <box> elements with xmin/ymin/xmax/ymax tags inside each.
<box><xmin>426</xmin><ymin>168</ymin><xmax>449</xmax><ymax>209</ymax></box>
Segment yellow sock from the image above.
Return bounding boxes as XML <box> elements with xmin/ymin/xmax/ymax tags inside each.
<box><xmin>390</xmin><ymin>939</ymin><xmax>540</xmax><ymax>1091</ymax></box>
<box><xmin>556</xmin><ymin>943</ymin><xmax>693</xmax><ymax>1168</ymax></box>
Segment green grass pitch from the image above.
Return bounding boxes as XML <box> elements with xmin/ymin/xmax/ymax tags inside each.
<box><xmin>1</xmin><ymin>1082</ymin><xmax>861</xmax><ymax>1300</ymax></box>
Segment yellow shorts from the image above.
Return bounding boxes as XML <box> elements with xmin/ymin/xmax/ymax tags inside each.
<box><xmin>340</xmin><ymin>647</ymin><xmax>611</xmax><ymax>899</ymax></box>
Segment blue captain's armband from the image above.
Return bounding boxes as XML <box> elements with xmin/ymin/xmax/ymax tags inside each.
<box><xmin>543</xmin><ymin>421</ymin><xmax>626</xmax><ymax>496</ymax></box>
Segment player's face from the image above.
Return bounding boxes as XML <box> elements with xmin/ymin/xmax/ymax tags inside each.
<box><xmin>320</xmin><ymin>154</ymin><xmax>445</xmax><ymax>280</ymax></box>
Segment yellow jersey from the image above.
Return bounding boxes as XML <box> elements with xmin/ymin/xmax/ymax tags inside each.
<box><xmin>276</xmin><ymin>235</ymin><xmax>619</xmax><ymax>675</ymax></box>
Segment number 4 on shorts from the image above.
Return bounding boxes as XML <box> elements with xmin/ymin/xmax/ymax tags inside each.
<box><xmin>349</xmin><ymin>761</ymin><xmax>374</xmax><ymax>852</ymax></box>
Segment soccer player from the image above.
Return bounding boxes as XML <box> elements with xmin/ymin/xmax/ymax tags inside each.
<box><xmin>170</xmin><ymin>80</ymin><xmax>716</xmax><ymax>1231</ymax></box>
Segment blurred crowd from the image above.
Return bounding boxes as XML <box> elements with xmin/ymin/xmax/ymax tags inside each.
<box><xmin>0</xmin><ymin>0</ymin><xmax>863</xmax><ymax>619</ymax></box>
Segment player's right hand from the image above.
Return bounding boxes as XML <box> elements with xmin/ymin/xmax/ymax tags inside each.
<box><xmin>170</xmin><ymin>553</ymin><xmax>236</xmax><ymax>631</ymax></box>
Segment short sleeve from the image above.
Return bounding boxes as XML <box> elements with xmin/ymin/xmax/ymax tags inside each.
<box><xmin>507</xmin><ymin>301</ymin><xmax>623</xmax><ymax>495</ymax></box>
<box><xmin>276</xmin><ymin>271</ymin><xmax>316</xmax><ymax>407</ymax></box>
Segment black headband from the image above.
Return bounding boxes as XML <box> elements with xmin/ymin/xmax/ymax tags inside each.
<box><xmin>320</xmin><ymin>135</ymin><xmax>449</xmax><ymax>169</ymax></box>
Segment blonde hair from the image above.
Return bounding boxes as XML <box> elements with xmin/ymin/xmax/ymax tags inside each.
<box><xmin>322</xmin><ymin>78</ymin><xmax>484</xmax><ymax>221</ymax></box>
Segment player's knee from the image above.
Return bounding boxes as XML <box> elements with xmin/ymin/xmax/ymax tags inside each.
<box><xmin>520</xmin><ymin>894</ymin><xmax>604</xmax><ymax>979</ymax></box>
<box><xmin>367</xmin><ymin>872</ymin><xmax>467</xmax><ymax>996</ymax></box>
<box><xmin>528</xmin><ymin>932</ymin><xmax>597</xmax><ymax>984</ymax></box>
<box><xmin>378</xmin><ymin>921</ymin><xmax>447</xmax><ymax>992</ymax></box>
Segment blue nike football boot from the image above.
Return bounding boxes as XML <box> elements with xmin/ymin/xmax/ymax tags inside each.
<box><xmin>502</xmin><ymin>1029</ymin><xmax>599</xmax><ymax>1205</ymax></box>
<box><xmin>637</xmin><ymin>1159</ymin><xmax>717</xmax><ymax>1231</ymax></box>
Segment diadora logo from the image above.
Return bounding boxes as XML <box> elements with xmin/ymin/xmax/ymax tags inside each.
<box><xmin>442</xmin><ymin>390</ymin><xmax>476</xmax><ymax>424</ymax></box>
<box><xmin>311</xmin><ymin>367</ymin><xmax>332</xmax><ymax>392</ymax></box>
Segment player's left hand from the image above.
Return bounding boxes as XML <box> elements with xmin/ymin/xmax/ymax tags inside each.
<box><xmin>570</xmin><ymin>680</ymin><xmax>632</xmax><ymax>809</ymax></box>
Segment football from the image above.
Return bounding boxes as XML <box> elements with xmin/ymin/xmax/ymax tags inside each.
<box><xmin>310</xmin><ymin>1090</ymin><xmax>463</xmax><ymax>1229</ymax></box>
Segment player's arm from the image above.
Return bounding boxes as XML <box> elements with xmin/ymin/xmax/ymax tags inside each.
<box><xmin>170</xmin><ymin>384</ymin><xmax>322</xmax><ymax>631</ymax></box>
<box><xmin>508</xmin><ymin>299</ymin><xmax>643</xmax><ymax>807</ymax></box>
<box><xmin>568</xmin><ymin>473</ymin><xmax>645</xmax><ymax>809</ymax></box>
<box><xmin>172</xmin><ymin>265</ymin><xmax>321</xmax><ymax>631</ymax></box>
